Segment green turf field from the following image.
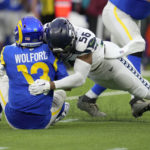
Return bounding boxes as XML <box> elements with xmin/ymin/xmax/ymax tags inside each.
<box><xmin>0</xmin><ymin>77</ymin><xmax>150</xmax><ymax>150</ymax></box>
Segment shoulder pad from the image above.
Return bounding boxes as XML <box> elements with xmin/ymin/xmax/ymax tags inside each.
<box><xmin>75</xmin><ymin>27</ymin><xmax>96</xmax><ymax>53</ymax></box>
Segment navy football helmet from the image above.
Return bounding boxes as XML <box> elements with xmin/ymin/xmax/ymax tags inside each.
<box><xmin>15</xmin><ymin>16</ymin><xmax>43</xmax><ymax>47</ymax></box>
<box><xmin>45</xmin><ymin>17</ymin><xmax>76</xmax><ymax>54</ymax></box>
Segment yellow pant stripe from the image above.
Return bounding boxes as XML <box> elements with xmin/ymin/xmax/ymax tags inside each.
<box><xmin>114</xmin><ymin>6</ymin><xmax>133</xmax><ymax>40</ymax></box>
<box><xmin>52</xmin><ymin>106</ymin><xmax>62</xmax><ymax>116</ymax></box>
<box><xmin>0</xmin><ymin>47</ymin><xmax>6</xmax><ymax>65</ymax></box>
<box><xmin>0</xmin><ymin>90</ymin><xmax>6</xmax><ymax>106</ymax></box>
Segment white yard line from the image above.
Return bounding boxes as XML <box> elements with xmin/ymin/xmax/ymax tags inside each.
<box><xmin>66</xmin><ymin>91</ymin><xmax>128</xmax><ymax>100</ymax></box>
<box><xmin>107</xmin><ymin>148</ymin><xmax>128</xmax><ymax>150</ymax></box>
<box><xmin>0</xmin><ymin>147</ymin><xmax>9</xmax><ymax>150</ymax></box>
<box><xmin>60</xmin><ymin>119</ymin><xmax>79</xmax><ymax>122</ymax></box>
<box><xmin>142</xmin><ymin>70</ymin><xmax>150</xmax><ymax>77</ymax></box>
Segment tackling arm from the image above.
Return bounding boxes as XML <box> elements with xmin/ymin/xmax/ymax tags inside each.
<box><xmin>52</xmin><ymin>53</ymin><xmax>92</xmax><ymax>89</ymax></box>
<box><xmin>29</xmin><ymin>53</ymin><xmax>92</xmax><ymax>95</ymax></box>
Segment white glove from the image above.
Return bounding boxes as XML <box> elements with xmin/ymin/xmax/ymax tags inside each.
<box><xmin>0</xmin><ymin>63</ymin><xmax>5</xmax><ymax>77</ymax></box>
<box><xmin>29</xmin><ymin>79</ymin><xmax>50</xmax><ymax>95</ymax></box>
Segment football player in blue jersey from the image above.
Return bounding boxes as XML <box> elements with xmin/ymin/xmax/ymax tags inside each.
<box><xmin>77</xmin><ymin>0</ymin><xmax>150</xmax><ymax>117</ymax></box>
<box><xmin>0</xmin><ymin>16</ymin><xmax>70</xmax><ymax>129</ymax></box>
<box><xmin>29</xmin><ymin>17</ymin><xmax>150</xmax><ymax>118</ymax></box>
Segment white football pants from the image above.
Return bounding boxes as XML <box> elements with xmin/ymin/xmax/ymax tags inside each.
<box><xmin>89</xmin><ymin>57</ymin><xmax>150</xmax><ymax>100</ymax></box>
<box><xmin>102</xmin><ymin>1</ymin><xmax>145</xmax><ymax>49</ymax></box>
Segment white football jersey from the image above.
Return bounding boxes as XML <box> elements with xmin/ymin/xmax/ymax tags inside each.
<box><xmin>69</xmin><ymin>26</ymin><xmax>105</xmax><ymax>71</ymax></box>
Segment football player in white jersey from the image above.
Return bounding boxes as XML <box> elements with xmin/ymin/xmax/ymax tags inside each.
<box><xmin>77</xmin><ymin>0</ymin><xmax>150</xmax><ymax>117</ymax></box>
<box><xmin>29</xmin><ymin>18</ymin><xmax>150</xmax><ymax>118</ymax></box>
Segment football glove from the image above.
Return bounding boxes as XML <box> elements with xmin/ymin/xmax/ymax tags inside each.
<box><xmin>29</xmin><ymin>79</ymin><xmax>50</xmax><ymax>95</ymax></box>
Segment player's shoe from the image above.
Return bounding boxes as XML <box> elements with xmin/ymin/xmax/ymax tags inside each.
<box><xmin>54</xmin><ymin>102</ymin><xmax>70</xmax><ymax>123</ymax></box>
<box><xmin>130</xmin><ymin>98</ymin><xmax>150</xmax><ymax>118</ymax></box>
<box><xmin>77</xmin><ymin>95</ymin><xmax>106</xmax><ymax>117</ymax></box>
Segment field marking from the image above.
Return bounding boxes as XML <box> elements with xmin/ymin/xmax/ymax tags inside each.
<box><xmin>0</xmin><ymin>147</ymin><xmax>9</xmax><ymax>150</ymax></box>
<box><xmin>142</xmin><ymin>70</ymin><xmax>150</xmax><ymax>77</ymax></box>
<box><xmin>60</xmin><ymin>119</ymin><xmax>79</xmax><ymax>122</ymax></box>
<box><xmin>107</xmin><ymin>148</ymin><xmax>128</xmax><ymax>150</ymax></box>
<box><xmin>66</xmin><ymin>91</ymin><xmax>128</xmax><ymax>100</ymax></box>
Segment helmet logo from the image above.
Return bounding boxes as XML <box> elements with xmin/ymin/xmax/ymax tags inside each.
<box><xmin>16</xmin><ymin>20</ymin><xmax>23</xmax><ymax>45</ymax></box>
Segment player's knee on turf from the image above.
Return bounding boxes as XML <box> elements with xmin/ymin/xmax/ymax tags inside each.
<box><xmin>49</xmin><ymin>90</ymin><xmax>69</xmax><ymax>125</ymax></box>
<box><xmin>53</xmin><ymin>90</ymin><xmax>66</xmax><ymax>106</ymax></box>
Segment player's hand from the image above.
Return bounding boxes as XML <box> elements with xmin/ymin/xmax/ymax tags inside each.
<box><xmin>0</xmin><ymin>63</ymin><xmax>5</xmax><ymax>77</ymax></box>
<box><xmin>29</xmin><ymin>79</ymin><xmax>50</xmax><ymax>95</ymax></box>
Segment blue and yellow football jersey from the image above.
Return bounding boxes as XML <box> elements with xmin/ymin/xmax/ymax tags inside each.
<box><xmin>110</xmin><ymin>0</ymin><xmax>150</xmax><ymax>19</ymax></box>
<box><xmin>1</xmin><ymin>43</ymin><xmax>68</xmax><ymax>115</ymax></box>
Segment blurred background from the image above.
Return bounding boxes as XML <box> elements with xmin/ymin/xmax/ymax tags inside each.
<box><xmin>0</xmin><ymin>0</ymin><xmax>150</xmax><ymax>70</ymax></box>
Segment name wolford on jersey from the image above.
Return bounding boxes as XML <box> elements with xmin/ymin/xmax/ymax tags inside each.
<box><xmin>14</xmin><ymin>51</ymin><xmax>48</xmax><ymax>63</ymax></box>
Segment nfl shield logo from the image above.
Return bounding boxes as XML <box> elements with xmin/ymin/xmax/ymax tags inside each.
<box><xmin>25</xmin><ymin>37</ymin><xmax>30</xmax><ymax>41</ymax></box>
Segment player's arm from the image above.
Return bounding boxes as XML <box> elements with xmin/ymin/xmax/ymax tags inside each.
<box><xmin>51</xmin><ymin>53</ymin><xmax>92</xmax><ymax>89</ymax></box>
<box><xmin>29</xmin><ymin>53</ymin><xmax>92</xmax><ymax>95</ymax></box>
